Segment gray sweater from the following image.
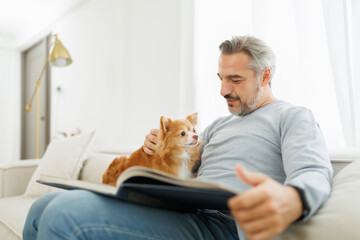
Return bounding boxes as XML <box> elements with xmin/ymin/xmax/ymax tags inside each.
<box><xmin>197</xmin><ymin>100</ymin><xmax>332</xmax><ymax>235</ymax></box>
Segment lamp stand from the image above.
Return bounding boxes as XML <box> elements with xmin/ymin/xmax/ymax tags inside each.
<box><xmin>26</xmin><ymin>34</ymin><xmax>72</xmax><ymax>159</ymax></box>
<box><xmin>26</xmin><ymin>59</ymin><xmax>49</xmax><ymax>159</ymax></box>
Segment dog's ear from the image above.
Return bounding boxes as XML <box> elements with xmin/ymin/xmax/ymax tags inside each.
<box><xmin>186</xmin><ymin>112</ymin><xmax>198</xmax><ymax>126</ymax></box>
<box><xmin>160</xmin><ymin>116</ymin><xmax>172</xmax><ymax>132</ymax></box>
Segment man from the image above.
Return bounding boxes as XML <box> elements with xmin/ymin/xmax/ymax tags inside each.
<box><xmin>23</xmin><ymin>36</ymin><xmax>332</xmax><ymax>240</ymax></box>
<box><xmin>144</xmin><ymin>36</ymin><xmax>332</xmax><ymax>239</ymax></box>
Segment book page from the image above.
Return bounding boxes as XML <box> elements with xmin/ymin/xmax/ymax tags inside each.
<box><xmin>39</xmin><ymin>174</ymin><xmax>117</xmax><ymax>195</ymax></box>
<box><xmin>116</xmin><ymin>166</ymin><xmax>235</xmax><ymax>193</ymax></box>
<box><xmin>39</xmin><ymin>166</ymin><xmax>236</xmax><ymax>194</ymax></box>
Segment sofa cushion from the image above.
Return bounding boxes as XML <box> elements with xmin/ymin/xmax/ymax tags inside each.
<box><xmin>0</xmin><ymin>196</ymin><xmax>37</xmax><ymax>240</ymax></box>
<box><xmin>24</xmin><ymin>131</ymin><xmax>96</xmax><ymax>197</ymax></box>
<box><xmin>79</xmin><ymin>152</ymin><xmax>120</xmax><ymax>184</ymax></box>
<box><xmin>277</xmin><ymin>159</ymin><xmax>360</xmax><ymax>239</ymax></box>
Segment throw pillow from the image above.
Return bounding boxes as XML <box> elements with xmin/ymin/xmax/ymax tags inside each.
<box><xmin>24</xmin><ymin>131</ymin><xmax>96</xmax><ymax>197</ymax></box>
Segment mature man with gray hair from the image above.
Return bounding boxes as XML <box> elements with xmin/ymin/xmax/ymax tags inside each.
<box><xmin>24</xmin><ymin>35</ymin><xmax>332</xmax><ymax>240</ymax></box>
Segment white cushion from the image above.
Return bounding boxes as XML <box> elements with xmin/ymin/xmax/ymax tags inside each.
<box><xmin>24</xmin><ymin>131</ymin><xmax>96</xmax><ymax>197</ymax></box>
<box><xmin>79</xmin><ymin>153</ymin><xmax>119</xmax><ymax>183</ymax></box>
<box><xmin>278</xmin><ymin>159</ymin><xmax>360</xmax><ymax>239</ymax></box>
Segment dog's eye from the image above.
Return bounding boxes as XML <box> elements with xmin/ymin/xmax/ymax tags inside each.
<box><xmin>193</xmin><ymin>129</ymin><xmax>196</xmax><ymax>133</ymax></box>
<box><xmin>180</xmin><ymin>131</ymin><xmax>186</xmax><ymax>136</ymax></box>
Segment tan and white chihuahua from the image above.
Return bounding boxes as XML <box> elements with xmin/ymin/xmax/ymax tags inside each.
<box><xmin>102</xmin><ymin>113</ymin><xmax>201</xmax><ymax>186</ymax></box>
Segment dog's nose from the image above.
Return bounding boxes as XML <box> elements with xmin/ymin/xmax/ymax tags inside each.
<box><xmin>193</xmin><ymin>135</ymin><xmax>198</xmax><ymax>140</ymax></box>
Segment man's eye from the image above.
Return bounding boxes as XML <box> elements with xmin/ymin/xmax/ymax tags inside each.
<box><xmin>180</xmin><ymin>131</ymin><xmax>186</xmax><ymax>136</ymax></box>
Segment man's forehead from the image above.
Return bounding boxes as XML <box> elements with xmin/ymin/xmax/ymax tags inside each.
<box><xmin>218</xmin><ymin>52</ymin><xmax>254</xmax><ymax>76</ymax></box>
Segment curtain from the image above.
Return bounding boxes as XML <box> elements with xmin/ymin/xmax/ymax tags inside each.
<box><xmin>194</xmin><ymin>0</ymin><xmax>346</xmax><ymax>148</ymax></box>
<box><xmin>322</xmin><ymin>0</ymin><xmax>360</xmax><ymax>147</ymax></box>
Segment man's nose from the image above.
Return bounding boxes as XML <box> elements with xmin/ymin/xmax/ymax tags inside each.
<box><xmin>220</xmin><ymin>80</ymin><xmax>232</xmax><ymax>97</ymax></box>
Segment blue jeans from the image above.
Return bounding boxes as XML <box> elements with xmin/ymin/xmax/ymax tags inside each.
<box><xmin>23</xmin><ymin>190</ymin><xmax>239</xmax><ymax>240</ymax></box>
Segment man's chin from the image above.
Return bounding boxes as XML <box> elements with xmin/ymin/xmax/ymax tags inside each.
<box><xmin>228</xmin><ymin>107</ymin><xmax>244</xmax><ymax>116</ymax></box>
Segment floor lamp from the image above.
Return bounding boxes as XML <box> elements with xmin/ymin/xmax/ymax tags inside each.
<box><xmin>26</xmin><ymin>34</ymin><xmax>73</xmax><ymax>159</ymax></box>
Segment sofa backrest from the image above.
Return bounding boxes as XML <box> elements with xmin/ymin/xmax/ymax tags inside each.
<box><xmin>79</xmin><ymin>148</ymin><xmax>360</xmax><ymax>184</ymax></box>
<box><xmin>329</xmin><ymin>148</ymin><xmax>360</xmax><ymax>176</ymax></box>
<box><xmin>79</xmin><ymin>152</ymin><xmax>121</xmax><ymax>184</ymax></box>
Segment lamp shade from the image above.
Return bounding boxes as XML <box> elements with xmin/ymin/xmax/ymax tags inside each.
<box><xmin>49</xmin><ymin>34</ymin><xmax>72</xmax><ymax>67</ymax></box>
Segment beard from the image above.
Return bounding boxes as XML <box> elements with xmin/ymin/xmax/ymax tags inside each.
<box><xmin>228</xmin><ymin>86</ymin><xmax>262</xmax><ymax>117</ymax></box>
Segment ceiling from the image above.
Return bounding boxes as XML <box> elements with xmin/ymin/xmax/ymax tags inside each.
<box><xmin>0</xmin><ymin>0</ymin><xmax>88</xmax><ymax>50</ymax></box>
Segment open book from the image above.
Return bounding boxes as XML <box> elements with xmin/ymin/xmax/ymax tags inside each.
<box><xmin>38</xmin><ymin>166</ymin><xmax>237</xmax><ymax>211</ymax></box>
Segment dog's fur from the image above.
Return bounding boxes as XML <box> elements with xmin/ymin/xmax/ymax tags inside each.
<box><xmin>102</xmin><ymin>113</ymin><xmax>201</xmax><ymax>186</ymax></box>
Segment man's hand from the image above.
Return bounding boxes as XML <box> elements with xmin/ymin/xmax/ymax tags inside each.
<box><xmin>142</xmin><ymin>129</ymin><xmax>160</xmax><ymax>155</ymax></box>
<box><xmin>228</xmin><ymin>165</ymin><xmax>303</xmax><ymax>240</ymax></box>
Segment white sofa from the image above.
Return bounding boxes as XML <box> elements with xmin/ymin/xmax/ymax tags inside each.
<box><xmin>0</xmin><ymin>148</ymin><xmax>360</xmax><ymax>240</ymax></box>
<box><xmin>0</xmin><ymin>150</ymin><xmax>124</xmax><ymax>240</ymax></box>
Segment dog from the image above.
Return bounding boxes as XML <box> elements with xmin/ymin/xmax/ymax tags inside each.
<box><xmin>102</xmin><ymin>113</ymin><xmax>201</xmax><ymax>186</ymax></box>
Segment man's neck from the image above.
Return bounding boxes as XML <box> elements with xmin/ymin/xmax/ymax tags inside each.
<box><xmin>257</xmin><ymin>87</ymin><xmax>277</xmax><ymax>110</ymax></box>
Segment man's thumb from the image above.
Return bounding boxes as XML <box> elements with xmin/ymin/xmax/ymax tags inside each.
<box><xmin>235</xmin><ymin>165</ymin><xmax>267</xmax><ymax>187</ymax></box>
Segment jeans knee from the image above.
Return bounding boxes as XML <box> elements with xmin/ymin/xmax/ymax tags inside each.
<box><xmin>23</xmin><ymin>192</ymin><xmax>62</xmax><ymax>240</ymax></box>
<box><xmin>37</xmin><ymin>190</ymin><xmax>100</xmax><ymax>239</ymax></box>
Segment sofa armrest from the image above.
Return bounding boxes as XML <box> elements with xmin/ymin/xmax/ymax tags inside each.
<box><xmin>0</xmin><ymin>159</ymin><xmax>40</xmax><ymax>198</ymax></box>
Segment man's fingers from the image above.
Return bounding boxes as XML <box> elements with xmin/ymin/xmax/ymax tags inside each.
<box><xmin>146</xmin><ymin>132</ymin><xmax>158</xmax><ymax>144</ymax></box>
<box><xmin>228</xmin><ymin>188</ymin><xmax>266</xmax><ymax>211</ymax></box>
<box><xmin>230</xmin><ymin>165</ymin><xmax>303</xmax><ymax>239</ymax></box>
<box><xmin>142</xmin><ymin>146</ymin><xmax>153</xmax><ymax>155</ymax></box>
<box><xmin>150</xmin><ymin>128</ymin><xmax>159</xmax><ymax>137</ymax></box>
<box><xmin>228</xmin><ymin>176</ymin><xmax>275</xmax><ymax>211</ymax></box>
<box><xmin>244</xmin><ymin>219</ymin><xmax>283</xmax><ymax>240</ymax></box>
<box><xmin>230</xmin><ymin>198</ymin><xmax>277</xmax><ymax>223</ymax></box>
<box><xmin>143</xmin><ymin>140</ymin><xmax>156</xmax><ymax>155</ymax></box>
<box><xmin>142</xmin><ymin>128</ymin><xmax>160</xmax><ymax>156</ymax></box>
<box><xmin>144</xmin><ymin>139</ymin><xmax>156</xmax><ymax>150</ymax></box>
<box><xmin>236</xmin><ymin>165</ymin><xmax>268</xmax><ymax>187</ymax></box>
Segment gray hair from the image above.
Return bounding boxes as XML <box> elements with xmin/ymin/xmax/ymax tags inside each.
<box><xmin>219</xmin><ymin>36</ymin><xmax>276</xmax><ymax>86</ymax></box>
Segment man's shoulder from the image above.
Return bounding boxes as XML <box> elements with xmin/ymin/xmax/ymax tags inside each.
<box><xmin>272</xmin><ymin>101</ymin><xmax>317</xmax><ymax>130</ymax></box>
<box><xmin>268</xmin><ymin>100</ymin><xmax>311</xmax><ymax>115</ymax></box>
<box><xmin>255</xmin><ymin>100</ymin><xmax>315</xmax><ymax>128</ymax></box>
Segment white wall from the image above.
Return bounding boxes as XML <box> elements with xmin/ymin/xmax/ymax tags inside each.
<box><xmin>50</xmin><ymin>0</ymin><xmax>126</xmax><ymax>150</ymax></box>
<box><xmin>0</xmin><ymin>49</ymin><xmax>21</xmax><ymax>161</ymax></box>
<box><xmin>120</xmin><ymin>0</ymin><xmax>183</xmax><ymax>146</ymax></box>
<box><xmin>50</xmin><ymin>0</ymin><xmax>186</xmax><ymax>151</ymax></box>
<box><xmin>0</xmin><ymin>0</ymin><xmax>192</xmax><ymax>161</ymax></box>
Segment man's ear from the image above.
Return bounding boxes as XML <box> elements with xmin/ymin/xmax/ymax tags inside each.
<box><xmin>160</xmin><ymin>116</ymin><xmax>172</xmax><ymax>132</ymax></box>
<box><xmin>186</xmin><ymin>112</ymin><xmax>198</xmax><ymax>126</ymax></box>
<box><xmin>260</xmin><ymin>68</ymin><xmax>271</xmax><ymax>87</ymax></box>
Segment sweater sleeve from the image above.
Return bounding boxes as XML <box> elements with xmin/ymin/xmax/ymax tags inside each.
<box><xmin>281</xmin><ymin>108</ymin><xmax>333</xmax><ymax>221</ymax></box>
